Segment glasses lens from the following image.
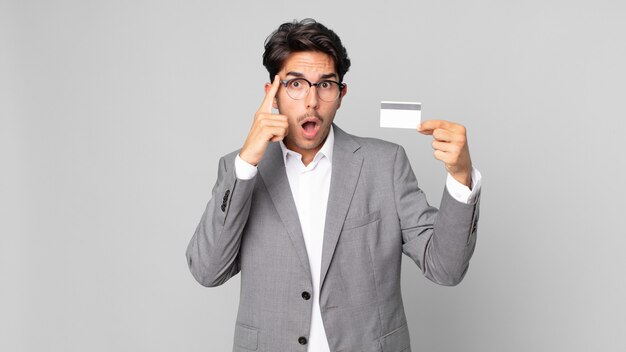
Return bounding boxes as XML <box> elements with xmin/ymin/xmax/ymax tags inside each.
<box><xmin>286</xmin><ymin>79</ymin><xmax>309</xmax><ymax>100</ymax></box>
<box><xmin>284</xmin><ymin>79</ymin><xmax>342</xmax><ymax>102</ymax></box>
<box><xmin>317</xmin><ymin>81</ymin><xmax>340</xmax><ymax>102</ymax></box>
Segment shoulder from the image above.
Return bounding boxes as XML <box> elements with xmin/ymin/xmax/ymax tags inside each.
<box><xmin>337</xmin><ymin>126</ymin><xmax>402</xmax><ymax>158</ymax></box>
<box><xmin>354</xmin><ymin>135</ymin><xmax>400</xmax><ymax>154</ymax></box>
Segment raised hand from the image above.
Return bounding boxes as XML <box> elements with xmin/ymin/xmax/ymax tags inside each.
<box><xmin>418</xmin><ymin>120</ymin><xmax>473</xmax><ymax>188</ymax></box>
<box><xmin>239</xmin><ymin>76</ymin><xmax>290</xmax><ymax>166</ymax></box>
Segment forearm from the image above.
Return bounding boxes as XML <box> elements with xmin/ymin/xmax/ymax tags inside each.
<box><xmin>422</xmin><ymin>187</ymin><xmax>480</xmax><ymax>286</ymax></box>
<box><xmin>185</xmin><ymin>155</ymin><xmax>256</xmax><ymax>287</ymax></box>
<box><xmin>395</xmin><ymin>145</ymin><xmax>480</xmax><ymax>286</ymax></box>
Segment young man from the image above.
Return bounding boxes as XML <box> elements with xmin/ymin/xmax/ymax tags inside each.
<box><xmin>186</xmin><ymin>19</ymin><xmax>481</xmax><ymax>352</ymax></box>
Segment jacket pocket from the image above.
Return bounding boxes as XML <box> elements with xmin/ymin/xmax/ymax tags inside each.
<box><xmin>343</xmin><ymin>210</ymin><xmax>381</xmax><ymax>231</ymax></box>
<box><xmin>233</xmin><ymin>323</ymin><xmax>258</xmax><ymax>351</ymax></box>
<box><xmin>380</xmin><ymin>323</ymin><xmax>410</xmax><ymax>352</ymax></box>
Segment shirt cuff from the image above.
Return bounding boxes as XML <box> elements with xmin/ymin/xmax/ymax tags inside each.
<box><xmin>446</xmin><ymin>167</ymin><xmax>482</xmax><ymax>204</ymax></box>
<box><xmin>235</xmin><ymin>154</ymin><xmax>258</xmax><ymax>180</ymax></box>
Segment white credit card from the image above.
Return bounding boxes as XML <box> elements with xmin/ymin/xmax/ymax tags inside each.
<box><xmin>380</xmin><ymin>101</ymin><xmax>421</xmax><ymax>129</ymax></box>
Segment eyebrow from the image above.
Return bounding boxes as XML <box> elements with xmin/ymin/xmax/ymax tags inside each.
<box><xmin>285</xmin><ymin>71</ymin><xmax>339</xmax><ymax>80</ymax></box>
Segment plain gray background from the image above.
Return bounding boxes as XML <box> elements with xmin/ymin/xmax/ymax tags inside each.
<box><xmin>2</xmin><ymin>0</ymin><xmax>625</xmax><ymax>351</ymax></box>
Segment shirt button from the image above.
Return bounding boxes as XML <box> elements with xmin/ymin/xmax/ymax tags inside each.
<box><xmin>301</xmin><ymin>291</ymin><xmax>311</xmax><ymax>300</ymax></box>
<box><xmin>298</xmin><ymin>336</ymin><xmax>308</xmax><ymax>345</ymax></box>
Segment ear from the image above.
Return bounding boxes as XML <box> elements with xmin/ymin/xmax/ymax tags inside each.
<box><xmin>264</xmin><ymin>82</ymin><xmax>279</xmax><ymax>109</ymax></box>
<box><xmin>336</xmin><ymin>83</ymin><xmax>348</xmax><ymax>109</ymax></box>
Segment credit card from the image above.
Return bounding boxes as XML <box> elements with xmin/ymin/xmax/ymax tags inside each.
<box><xmin>380</xmin><ymin>101</ymin><xmax>421</xmax><ymax>129</ymax></box>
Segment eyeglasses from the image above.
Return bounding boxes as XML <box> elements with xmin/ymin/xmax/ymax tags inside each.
<box><xmin>280</xmin><ymin>78</ymin><xmax>345</xmax><ymax>102</ymax></box>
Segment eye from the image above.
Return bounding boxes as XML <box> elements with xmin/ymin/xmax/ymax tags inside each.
<box><xmin>319</xmin><ymin>81</ymin><xmax>331</xmax><ymax>89</ymax></box>
<box><xmin>289</xmin><ymin>79</ymin><xmax>305</xmax><ymax>89</ymax></box>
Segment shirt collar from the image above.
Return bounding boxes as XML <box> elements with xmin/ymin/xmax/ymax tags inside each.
<box><xmin>279</xmin><ymin>125</ymin><xmax>335</xmax><ymax>167</ymax></box>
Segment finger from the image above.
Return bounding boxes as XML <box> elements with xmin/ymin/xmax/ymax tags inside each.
<box><xmin>431</xmin><ymin>140</ymin><xmax>459</xmax><ymax>153</ymax></box>
<box><xmin>270</xmin><ymin>135</ymin><xmax>286</xmax><ymax>142</ymax></box>
<box><xmin>433</xmin><ymin>149</ymin><xmax>453</xmax><ymax>164</ymax></box>
<box><xmin>418</xmin><ymin>120</ymin><xmax>452</xmax><ymax>133</ymax></box>
<box><xmin>255</xmin><ymin>114</ymin><xmax>289</xmax><ymax>131</ymax></box>
<box><xmin>417</xmin><ymin>127</ymin><xmax>433</xmax><ymax>135</ymax></box>
<box><xmin>261</xmin><ymin>75</ymin><xmax>281</xmax><ymax>112</ymax></box>
<box><xmin>263</xmin><ymin>114</ymin><xmax>288</xmax><ymax>123</ymax></box>
<box><xmin>263</xmin><ymin>124</ymin><xmax>288</xmax><ymax>137</ymax></box>
<box><xmin>420</xmin><ymin>120</ymin><xmax>465</xmax><ymax>134</ymax></box>
<box><xmin>258</xmin><ymin>114</ymin><xmax>288</xmax><ymax>126</ymax></box>
<box><xmin>258</xmin><ymin>121</ymin><xmax>289</xmax><ymax>132</ymax></box>
<box><xmin>432</xmin><ymin>128</ymin><xmax>455</xmax><ymax>142</ymax></box>
<box><xmin>267</xmin><ymin>126</ymin><xmax>289</xmax><ymax>142</ymax></box>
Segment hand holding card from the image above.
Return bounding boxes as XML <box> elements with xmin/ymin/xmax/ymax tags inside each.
<box><xmin>419</xmin><ymin>119</ymin><xmax>473</xmax><ymax>188</ymax></box>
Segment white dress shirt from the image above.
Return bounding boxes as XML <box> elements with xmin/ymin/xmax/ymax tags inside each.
<box><xmin>234</xmin><ymin>126</ymin><xmax>481</xmax><ymax>351</ymax></box>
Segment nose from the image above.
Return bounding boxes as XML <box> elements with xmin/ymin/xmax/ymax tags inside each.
<box><xmin>305</xmin><ymin>85</ymin><xmax>319</xmax><ymax>110</ymax></box>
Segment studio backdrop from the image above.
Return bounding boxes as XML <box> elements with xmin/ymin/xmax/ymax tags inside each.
<box><xmin>2</xmin><ymin>1</ymin><xmax>625</xmax><ymax>351</ymax></box>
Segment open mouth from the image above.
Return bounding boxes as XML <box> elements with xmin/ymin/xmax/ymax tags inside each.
<box><xmin>300</xmin><ymin>118</ymin><xmax>321</xmax><ymax>139</ymax></box>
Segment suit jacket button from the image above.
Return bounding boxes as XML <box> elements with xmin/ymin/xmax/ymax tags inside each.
<box><xmin>301</xmin><ymin>291</ymin><xmax>311</xmax><ymax>300</ymax></box>
<box><xmin>298</xmin><ymin>337</ymin><xmax>307</xmax><ymax>345</ymax></box>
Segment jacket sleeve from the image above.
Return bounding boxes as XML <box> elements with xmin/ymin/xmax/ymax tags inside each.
<box><xmin>394</xmin><ymin>145</ymin><xmax>480</xmax><ymax>286</ymax></box>
<box><xmin>185</xmin><ymin>153</ymin><xmax>257</xmax><ymax>287</ymax></box>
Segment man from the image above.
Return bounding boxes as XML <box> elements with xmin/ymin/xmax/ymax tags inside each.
<box><xmin>186</xmin><ymin>19</ymin><xmax>481</xmax><ymax>352</ymax></box>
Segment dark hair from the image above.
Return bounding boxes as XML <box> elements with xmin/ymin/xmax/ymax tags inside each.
<box><xmin>262</xmin><ymin>18</ymin><xmax>351</xmax><ymax>82</ymax></box>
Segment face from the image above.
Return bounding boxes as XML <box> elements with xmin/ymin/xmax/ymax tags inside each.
<box><xmin>265</xmin><ymin>51</ymin><xmax>347</xmax><ymax>158</ymax></box>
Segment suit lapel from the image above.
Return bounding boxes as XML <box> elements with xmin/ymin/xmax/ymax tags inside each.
<box><xmin>319</xmin><ymin>125</ymin><xmax>363</xmax><ymax>290</ymax></box>
<box><xmin>258</xmin><ymin>142</ymin><xmax>312</xmax><ymax>279</ymax></box>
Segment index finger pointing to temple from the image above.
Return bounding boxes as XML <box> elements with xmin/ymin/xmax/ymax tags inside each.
<box><xmin>261</xmin><ymin>75</ymin><xmax>281</xmax><ymax>112</ymax></box>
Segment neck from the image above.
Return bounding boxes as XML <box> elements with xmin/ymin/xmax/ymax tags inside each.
<box><xmin>284</xmin><ymin>138</ymin><xmax>327</xmax><ymax>167</ymax></box>
<box><xmin>283</xmin><ymin>145</ymin><xmax>321</xmax><ymax>167</ymax></box>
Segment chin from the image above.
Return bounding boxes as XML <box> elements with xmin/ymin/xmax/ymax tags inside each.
<box><xmin>294</xmin><ymin>139</ymin><xmax>321</xmax><ymax>151</ymax></box>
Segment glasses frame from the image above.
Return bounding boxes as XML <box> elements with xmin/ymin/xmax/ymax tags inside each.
<box><xmin>279</xmin><ymin>78</ymin><xmax>346</xmax><ymax>102</ymax></box>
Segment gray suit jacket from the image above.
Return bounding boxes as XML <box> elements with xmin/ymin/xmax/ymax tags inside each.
<box><xmin>186</xmin><ymin>124</ymin><xmax>480</xmax><ymax>352</ymax></box>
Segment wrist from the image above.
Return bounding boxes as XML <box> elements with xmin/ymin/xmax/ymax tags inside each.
<box><xmin>450</xmin><ymin>168</ymin><xmax>472</xmax><ymax>189</ymax></box>
<box><xmin>239</xmin><ymin>149</ymin><xmax>259</xmax><ymax>166</ymax></box>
